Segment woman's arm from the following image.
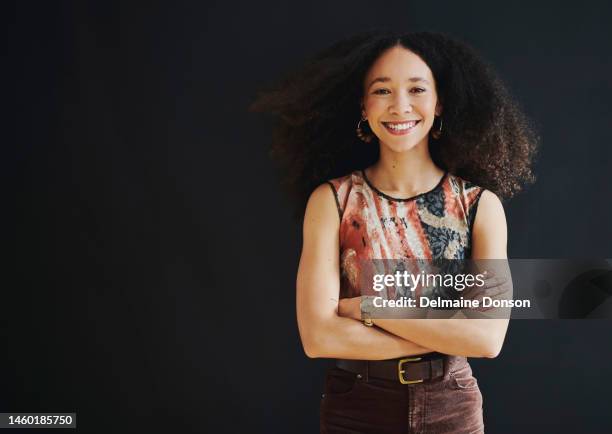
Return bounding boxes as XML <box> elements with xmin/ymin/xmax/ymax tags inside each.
<box><xmin>340</xmin><ymin>190</ymin><xmax>511</xmax><ymax>358</ymax></box>
<box><xmin>296</xmin><ymin>184</ymin><xmax>432</xmax><ymax>359</ymax></box>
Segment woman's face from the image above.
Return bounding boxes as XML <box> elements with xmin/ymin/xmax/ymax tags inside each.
<box><xmin>362</xmin><ymin>45</ymin><xmax>441</xmax><ymax>152</ymax></box>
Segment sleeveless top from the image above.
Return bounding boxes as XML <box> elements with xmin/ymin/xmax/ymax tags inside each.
<box><xmin>327</xmin><ymin>169</ymin><xmax>484</xmax><ymax>299</ymax></box>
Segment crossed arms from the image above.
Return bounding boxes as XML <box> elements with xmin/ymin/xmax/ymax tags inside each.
<box><xmin>296</xmin><ymin>184</ymin><xmax>510</xmax><ymax>360</ymax></box>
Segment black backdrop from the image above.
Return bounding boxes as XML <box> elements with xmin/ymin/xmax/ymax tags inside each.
<box><xmin>8</xmin><ymin>1</ymin><xmax>612</xmax><ymax>433</ymax></box>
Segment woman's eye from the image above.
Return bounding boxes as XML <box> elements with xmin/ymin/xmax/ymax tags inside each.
<box><xmin>373</xmin><ymin>88</ymin><xmax>425</xmax><ymax>95</ymax></box>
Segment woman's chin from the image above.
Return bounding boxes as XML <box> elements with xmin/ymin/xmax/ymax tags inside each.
<box><xmin>380</xmin><ymin>138</ymin><xmax>423</xmax><ymax>153</ymax></box>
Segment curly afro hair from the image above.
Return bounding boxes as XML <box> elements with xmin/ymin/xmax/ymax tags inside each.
<box><xmin>250</xmin><ymin>30</ymin><xmax>539</xmax><ymax>218</ymax></box>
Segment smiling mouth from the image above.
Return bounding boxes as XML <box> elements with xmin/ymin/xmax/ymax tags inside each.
<box><xmin>382</xmin><ymin>120</ymin><xmax>421</xmax><ymax>135</ymax></box>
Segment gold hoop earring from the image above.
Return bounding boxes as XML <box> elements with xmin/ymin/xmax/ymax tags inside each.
<box><xmin>431</xmin><ymin>116</ymin><xmax>443</xmax><ymax>139</ymax></box>
<box><xmin>356</xmin><ymin>117</ymin><xmax>374</xmax><ymax>143</ymax></box>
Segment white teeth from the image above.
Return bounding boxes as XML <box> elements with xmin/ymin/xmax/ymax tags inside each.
<box><xmin>386</xmin><ymin>121</ymin><xmax>417</xmax><ymax>130</ymax></box>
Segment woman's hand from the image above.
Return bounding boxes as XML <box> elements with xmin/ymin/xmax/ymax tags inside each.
<box><xmin>338</xmin><ymin>296</ymin><xmax>362</xmax><ymax>321</ymax></box>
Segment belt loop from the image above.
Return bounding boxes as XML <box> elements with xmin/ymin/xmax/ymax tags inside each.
<box><xmin>365</xmin><ymin>360</ymin><xmax>369</xmax><ymax>382</ymax></box>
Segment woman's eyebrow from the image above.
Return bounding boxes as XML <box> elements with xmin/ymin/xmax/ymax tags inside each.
<box><xmin>367</xmin><ymin>76</ymin><xmax>430</xmax><ymax>88</ymax></box>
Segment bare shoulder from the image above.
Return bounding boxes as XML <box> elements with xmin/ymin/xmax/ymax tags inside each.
<box><xmin>303</xmin><ymin>183</ymin><xmax>339</xmax><ymax>236</ymax></box>
<box><xmin>475</xmin><ymin>190</ymin><xmax>506</xmax><ymax>226</ymax></box>
<box><xmin>298</xmin><ymin>183</ymin><xmax>341</xmax><ymax>293</ymax></box>
<box><xmin>307</xmin><ymin>183</ymin><xmax>336</xmax><ymax>207</ymax></box>
<box><xmin>472</xmin><ymin>190</ymin><xmax>507</xmax><ymax>258</ymax></box>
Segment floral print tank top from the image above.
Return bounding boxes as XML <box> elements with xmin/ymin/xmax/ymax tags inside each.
<box><xmin>327</xmin><ymin>170</ymin><xmax>484</xmax><ymax>299</ymax></box>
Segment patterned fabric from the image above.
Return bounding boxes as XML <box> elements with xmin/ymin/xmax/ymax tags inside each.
<box><xmin>327</xmin><ymin>170</ymin><xmax>484</xmax><ymax>299</ymax></box>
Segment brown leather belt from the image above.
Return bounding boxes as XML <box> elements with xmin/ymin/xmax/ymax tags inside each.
<box><xmin>336</xmin><ymin>353</ymin><xmax>448</xmax><ymax>384</ymax></box>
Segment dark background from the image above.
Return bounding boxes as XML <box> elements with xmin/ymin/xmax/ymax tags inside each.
<box><xmin>7</xmin><ymin>1</ymin><xmax>612</xmax><ymax>433</ymax></box>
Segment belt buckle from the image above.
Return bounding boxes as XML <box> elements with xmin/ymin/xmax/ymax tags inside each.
<box><xmin>398</xmin><ymin>357</ymin><xmax>423</xmax><ymax>384</ymax></box>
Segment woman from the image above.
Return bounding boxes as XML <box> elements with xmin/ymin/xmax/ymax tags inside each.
<box><xmin>252</xmin><ymin>31</ymin><xmax>537</xmax><ymax>434</ymax></box>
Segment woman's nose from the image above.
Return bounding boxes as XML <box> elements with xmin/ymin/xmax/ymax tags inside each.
<box><xmin>389</xmin><ymin>94</ymin><xmax>413</xmax><ymax>114</ymax></box>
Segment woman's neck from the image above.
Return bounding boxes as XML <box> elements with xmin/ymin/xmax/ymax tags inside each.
<box><xmin>366</xmin><ymin>141</ymin><xmax>444</xmax><ymax>197</ymax></box>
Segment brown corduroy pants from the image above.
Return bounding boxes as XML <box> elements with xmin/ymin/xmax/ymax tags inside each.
<box><xmin>320</xmin><ymin>356</ymin><xmax>484</xmax><ymax>434</ymax></box>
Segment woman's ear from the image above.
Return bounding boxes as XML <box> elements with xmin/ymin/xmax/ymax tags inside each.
<box><xmin>435</xmin><ymin>102</ymin><xmax>443</xmax><ymax>117</ymax></box>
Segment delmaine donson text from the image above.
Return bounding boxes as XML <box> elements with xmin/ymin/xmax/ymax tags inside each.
<box><xmin>371</xmin><ymin>270</ymin><xmax>530</xmax><ymax>309</ymax></box>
